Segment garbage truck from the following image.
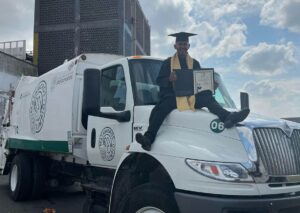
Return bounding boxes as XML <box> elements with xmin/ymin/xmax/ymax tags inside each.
<box><xmin>1</xmin><ymin>53</ymin><xmax>300</xmax><ymax>213</ymax></box>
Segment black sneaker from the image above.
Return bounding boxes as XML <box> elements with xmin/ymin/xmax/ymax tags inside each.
<box><xmin>224</xmin><ymin>109</ymin><xmax>250</xmax><ymax>128</ymax></box>
<box><xmin>135</xmin><ymin>133</ymin><xmax>152</xmax><ymax>151</ymax></box>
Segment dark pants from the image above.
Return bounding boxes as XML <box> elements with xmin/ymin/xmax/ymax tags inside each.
<box><xmin>145</xmin><ymin>90</ymin><xmax>230</xmax><ymax>143</ymax></box>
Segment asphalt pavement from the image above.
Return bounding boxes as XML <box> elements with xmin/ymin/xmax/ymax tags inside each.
<box><xmin>0</xmin><ymin>175</ymin><xmax>85</xmax><ymax>213</ymax></box>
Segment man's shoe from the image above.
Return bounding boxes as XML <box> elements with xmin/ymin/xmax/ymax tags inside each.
<box><xmin>135</xmin><ymin>133</ymin><xmax>152</xmax><ymax>151</ymax></box>
<box><xmin>224</xmin><ymin>109</ymin><xmax>250</xmax><ymax>128</ymax></box>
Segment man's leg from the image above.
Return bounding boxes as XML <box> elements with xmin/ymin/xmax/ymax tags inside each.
<box><xmin>195</xmin><ymin>91</ymin><xmax>249</xmax><ymax>127</ymax></box>
<box><xmin>136</xmin><ymin>96</ymin><xmax>177</xmax><ymax>151</ymax></box>
<box><xmin>195</xmin><ymin>91</ymin><xmax>230</xmax><ymax>121</ymax></box>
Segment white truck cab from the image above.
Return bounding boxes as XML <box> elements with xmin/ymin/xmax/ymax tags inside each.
<box><xmin>1</xmin><ymin>53</ymin><xmax>300</xmax><ymax>213</ymax></box>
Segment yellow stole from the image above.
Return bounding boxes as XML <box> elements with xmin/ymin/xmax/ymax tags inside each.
<box><xmin>171</xmin><ymin>54</ymin><xmax>196</xmax><ymax>111</ymax></box>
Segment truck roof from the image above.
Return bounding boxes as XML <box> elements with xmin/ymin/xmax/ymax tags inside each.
<box><xmin>74</xmin><ymin>53</ymin><xmax>163</xmax><ymax>66</ymax></box>
<box><xmin>14</xmin><ymin>54</ymin><xmax>164</xmax><ymax>92</ymax></box>
<box><xmin>15</xmin><ymin>54</ymin><xmax>164</xmax><ymax>90</ymax></box>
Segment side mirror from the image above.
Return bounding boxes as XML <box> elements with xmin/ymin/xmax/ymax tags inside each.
<box><xmin>82</xmin><ymin>69</ymin><xmax>101</xmax><ymax>129</ymax></box>
<box><xmin>240</xmin><ymin>92</ymin><xmax>249</xmax><ymax>110</ymax></box>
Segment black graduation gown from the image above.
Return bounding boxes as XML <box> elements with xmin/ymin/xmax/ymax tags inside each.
<box><xmin>144</xmin><ymin>56</ymin><xmax>229</xmax><ymax>142</ymax></box>
<box><xmin>156</xmin><ymin>57</ymin><xmax>201</xmax><ymax>98</ymax></box>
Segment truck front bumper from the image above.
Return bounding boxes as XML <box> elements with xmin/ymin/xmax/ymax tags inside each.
<box><xmin>175</xmin><ymin>191</ymin><xmax>300</xmax><ymax>213</ymax></box>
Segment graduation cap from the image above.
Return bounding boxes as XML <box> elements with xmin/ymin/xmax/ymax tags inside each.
<box><xmin>169</xmin><ymin>32</ymin><xmax>197</xmax><ymax>42</ymax></box>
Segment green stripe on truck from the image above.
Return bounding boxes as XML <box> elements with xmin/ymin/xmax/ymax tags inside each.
<box><xmin>6</xmin><ymin>138</ymin><xmax>70</xmax><ymax>153</ymax></box>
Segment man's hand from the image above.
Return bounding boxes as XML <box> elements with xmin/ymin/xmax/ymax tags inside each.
<box><xmin>169</xmin><ymin>72</ymin><xmax>177</xmax><ymax>82</ymax></box>
<box><xmin>214</xmin><ymin>80</ymin><xmax>219</xmax><ymax>90</ymax></box>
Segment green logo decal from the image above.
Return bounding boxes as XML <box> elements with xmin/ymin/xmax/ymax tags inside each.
<box><xmin>210</xmin><ymin>119</ymin><xmax>225</xmax><ymax>133</ymax></box>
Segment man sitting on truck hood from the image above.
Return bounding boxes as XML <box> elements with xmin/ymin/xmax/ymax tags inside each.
<box><xmin>136</xmin><ymin>32</ymin><xmax>250</xmax><ymax>151</ymax></box>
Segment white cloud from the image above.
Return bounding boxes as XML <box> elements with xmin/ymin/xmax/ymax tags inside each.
<box><xmin>141</xmin><ymin>0</ymin><xmax>193</xmax><ymax>34</ymax></box>
<box><xmin>190</xmin><ymin>22</ymin><xmax>221</xmax><ymax>43</ymax></box>
<box><xmin>213</xmin><ymin>23</ymin><xmax>247</xmax><ymax>57</ymax></box>
<box><xmin>139</xmin><ymin>0</ymin><xmax>194</xmax><ymax>57</ymax></box>
<box><xmin>139</xmin><ymin>0</ymin><xmax>250</xmax><ymax>60</ymax></box>
<box><xmin>243</xmin><ymin>79</ymin><xmax>300</xmax><ymax>118</ymax></box>
<box><xmin>189</xmin><ymin>0</ymin><xmax>267</xmax><ymax>21</ymax></box>
<box><xmin>190</xmin><ymin>23</ymin><xmax>248</xmax><ymax>60</ymax></box>
<box><xmin>260</xmin><ymin>0</ymin><xmax>300</xmax><ymax>33</ymax></box>
<box><xmin>213</xmin><ymin>3</ymin><xmax>238</xmax><ymax>20</ymax></box>
<box><xmin>244</xmin><ymin>80</ymin><xmax>281</xmax><ymax>97</ymax></box>
<box><xmin>239</xmin><ymin>42</ymin><xmax>297</xmax><ymax>75</ymax></box>
<box><xmin>0</xmin><ymin>0</ymin><xmax>34</xmax><ymax>51</ymax></box>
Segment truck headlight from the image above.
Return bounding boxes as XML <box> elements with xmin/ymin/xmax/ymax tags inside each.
<box><xmin>185</xmin><ymin>159</ymin><xmax>254</xmax><ymax>182</ymax></box>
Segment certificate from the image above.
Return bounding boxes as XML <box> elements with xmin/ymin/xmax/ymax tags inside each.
<box><xmin>193</xmin><ymin>68</ymin><xmax>214</xmax><ymax>94</ymax></box>
<box><xmin>173</xmin><ymin>68</ymin><xmax>214</xmax><ymax>97</ymax></box>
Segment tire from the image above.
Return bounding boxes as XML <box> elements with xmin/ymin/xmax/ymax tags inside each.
<box><xmin>31</xmin><ymin>157</ymin><xmax>46</xmax><ymax>199</ymax></box>
<box><xmin>116</xmin><ymin>183</ymin><xmax>179</xmax><ymax>213</ymax></box>
<box><xmin>9</xmin><ymin>154</ymin><xmax>33</xmax><ymax>201</ymax></box>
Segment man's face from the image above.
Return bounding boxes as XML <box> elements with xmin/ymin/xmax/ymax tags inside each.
<box><xmin>174</xmin><ymin>41</ymin><xmax>190</xmax><ymax>57</ymax></box>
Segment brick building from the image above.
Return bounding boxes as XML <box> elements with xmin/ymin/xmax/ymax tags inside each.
<box><xmin>34</xmin><ymin>0</ymin><xmax>150</xmax><ymax>75</ymax></box>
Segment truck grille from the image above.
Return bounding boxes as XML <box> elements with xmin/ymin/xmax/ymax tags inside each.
<box><xmin>253</xmin><ymin>128</ymin><xmax>300</xmax><ymax>176</ymax></box>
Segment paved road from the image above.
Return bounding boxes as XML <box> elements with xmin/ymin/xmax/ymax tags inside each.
<box><xmin>0</xmin><ymin>175</ymin><xmax>85</xmax><ymax>213</ymax></box>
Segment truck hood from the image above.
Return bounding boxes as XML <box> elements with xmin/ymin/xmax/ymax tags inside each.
<box><xmin>132</xmin><ymin>106</ymin><xmax>249</xmax><ymax>163</ymax></box>
<box><xmin>134</xmin><ymin>106</ymin><xmax>240</xmax><ymax>139</ymax></box>
<box><xmin>132</xmin><ymin>106</ymin><xmax>300</xmax><ymax>163</ymax></box>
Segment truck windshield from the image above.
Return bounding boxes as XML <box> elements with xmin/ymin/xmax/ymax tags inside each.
<box><xmin>129</xmin><ymin>59</ymin><xmax>236</xmax><ymax>109</ymax></box>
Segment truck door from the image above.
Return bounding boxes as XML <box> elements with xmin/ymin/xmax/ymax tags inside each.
<box><xmin>86</xmin><ymin>63</ymin><xmax>133</xmax><ymax>168</ymax></box>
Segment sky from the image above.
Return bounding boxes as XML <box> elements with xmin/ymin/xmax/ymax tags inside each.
<box><xmin>0</xmin><ymin>0</ymin><xmax>299</xmax><ymax>118</ymax></box>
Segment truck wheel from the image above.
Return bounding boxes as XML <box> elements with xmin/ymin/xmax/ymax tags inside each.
<box><xmin>31</xmin><ymin>157</ymin><xmax>46</xmax><ymax>199</ymax></box>
<box><xmin>9</xmin><ymin>154</ymin><xmax>33</xmax><ymax>201</ymax></box>
<box><xmin>116</xmin><ymin>183</ymin><xmax>179</xmax><ymax>213</ymax></box>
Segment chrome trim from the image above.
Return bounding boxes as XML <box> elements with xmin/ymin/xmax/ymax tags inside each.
<box><xmin>241</xmin><ymin>117</ymin><xmax>299</xmax><ymax>136</ymax></box>
<box><xmin>236</xmin><ymin>126</ymin><xmax>258</xmax><ymax>162</ymax></box>
<box><xmin>265</xmin><ymin>175</ymin><xmax>300</xmax><ymax>184</ymax></box>
<box><xmin>283</xmin><ymin>122</ymin><xmax>293</xmax><ymax>138</ymax></box>
<box><xmin>253</xmin><ymin>128</ymin><xmax>300</xmax><ymax>176</ymax></box>
<box><xmin>287</xmin><ymin>175</ymin><xmax>300</xmax><ymax>183</ymax></box>
<box><xmin>238</xmin><ymin>118</ymin><xmax>300</xmax><ymax>183</ymax></box>
<box><xmin>241</xmin><ymin>160</ymin><xmax>257</xmax><ymax>173</ymax></box>
<box><xmin>253</xmin><ymin>159</ymin><xmax>269</xmax><ymax>183</ymax></box>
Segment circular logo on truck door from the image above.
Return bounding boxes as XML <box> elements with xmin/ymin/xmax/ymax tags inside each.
<box><xmin>210</xmin><ymin>119</ymin><xmax>225</xmax><ymax>133</ymax></box>
<box><xmin>29</xmin><ymin>81</ymin><xmax>47</xmax><ymax>134</ymax></box>
<box><xmin>99</xmin><ymin>127</ymin><xmax>116</xmax><ymax>161</ymax></box>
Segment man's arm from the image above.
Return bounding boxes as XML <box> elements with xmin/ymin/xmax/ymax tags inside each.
<box><xmin>193</xmin><ymin>59</ymin><xmax>201</xmax><ymax>69</ymax></box>
<box><xmin>156</xmin><ymin>58</ymin><xmax>172</xmax><ymax>87</ymax></box>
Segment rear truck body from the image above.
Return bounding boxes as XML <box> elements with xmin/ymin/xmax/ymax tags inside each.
<box><xmin>1</xmin><ymin>53</ymin><xmax>300</xmax><ymax>213</ymax></box>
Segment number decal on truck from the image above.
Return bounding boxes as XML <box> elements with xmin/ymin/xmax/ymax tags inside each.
<box><xmin>210</xmin><ymin>119</ymin><xmax>225</xmax><ymax>133</ymax></box>
<box><xmin>99</xmin><ymin>127</ymin><xmax>116</xmax><ymax>161</ymax></box>
<box><xmin>29</xmin><ymin>81</ymin><xmax>47</xmax><ymax>134</ymax></box>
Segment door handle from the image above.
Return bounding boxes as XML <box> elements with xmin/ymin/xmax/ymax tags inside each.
<box><xmin>91</xmin><ymin>128</ymin><xmax>96</xmax><ymax>148</ymax></box>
